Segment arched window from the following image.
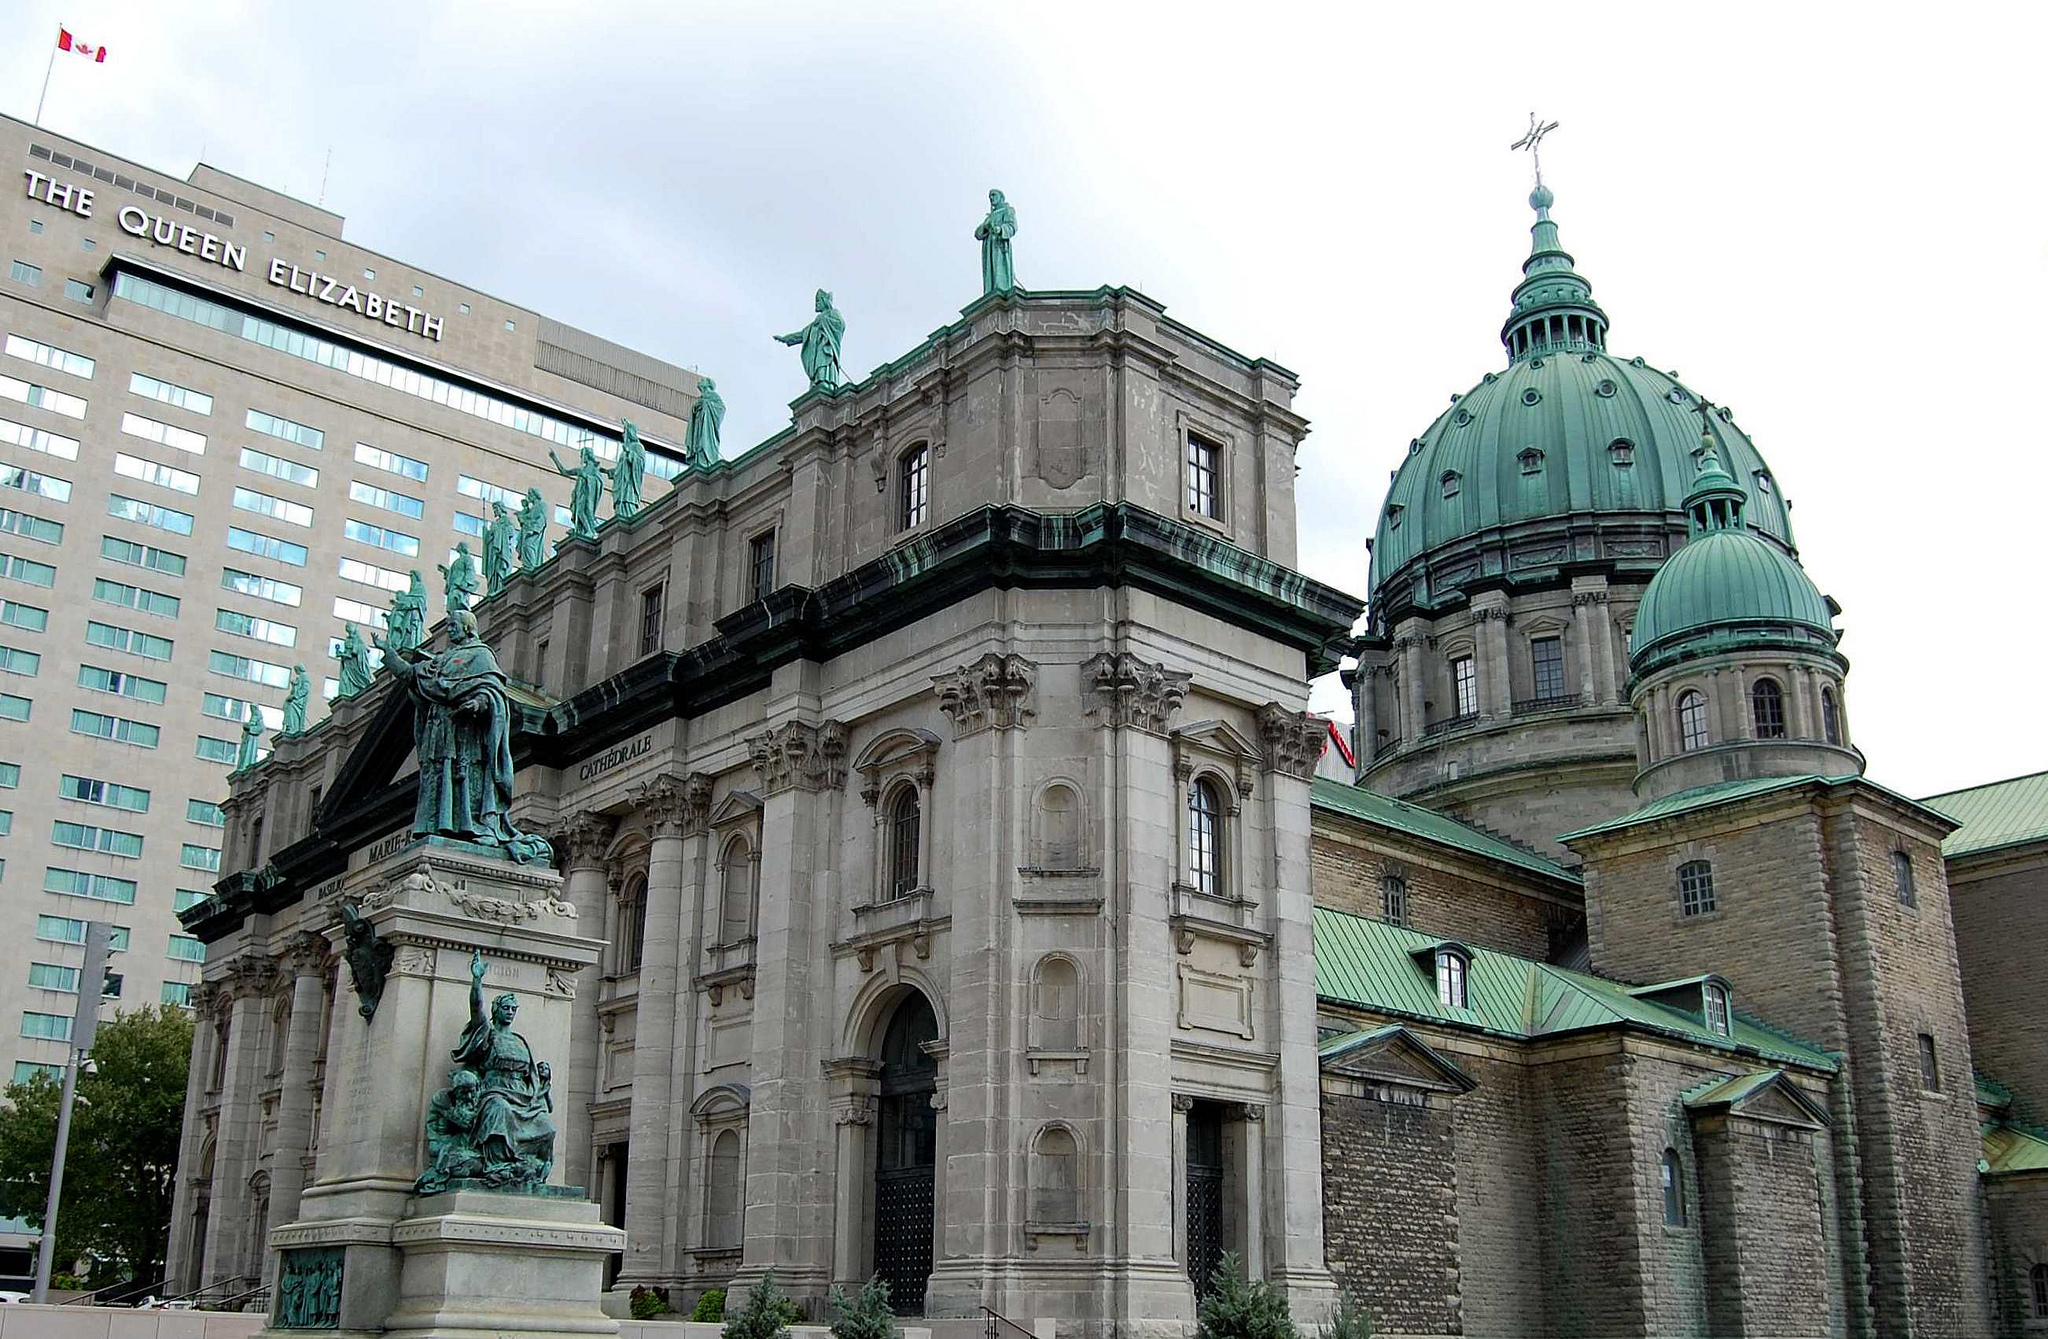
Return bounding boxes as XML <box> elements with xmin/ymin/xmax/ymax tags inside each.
<box><xmin>1435</xmin><ymin>948</ymin><xmax>1468</xmax><ymax>1009</ymax></box>
<box><xmin>1677</xmin><ymin>690</ymin><xmax>1708</xmax><ymax>752</ymax></box>
<box><xmin>618</xmin><ymin>874</ymin><xmax>648</xmax><ymax>971</ymax></box>
<box><xmin>1661</xmin><ymin>1148</ymin><xmax>1686</xmax><ymax>1226</ymax></box>
<box><xmin>1035</xmin><ymin>783</ymin><xmax>1083</xmax><ymax>870</ymax></box>
<box><xmin>899</xmin><ymin>445</ymin><xmax>929</xmax><ymax>531</ymax></box>
<box><xmin>706</xmin><ymin>1128</ymin><xmax>743</xmax><ymax>1249</ymax></box>
<box><xmin>887</xmin><ymin>785</ymin><xmax>921</xmax><ymax>899</ymax></box>
<box><xmin>1187</xmin><ymin>778</ymin><xmax>1223</xmax><ymax>898</ymax></box>
<box><xmin>1821</xmin><ymin>688</ymin><xmax>1840</xmax><ymax>745</ymax></box>
<box><xmin>1893</xmin><ymin>851</ymin><xmax>1916</xmax><ymax>909</ymax></box>
<box><xmin>1678</xmin><ymin>860</ymin><xmax>1715</xmax><ymax>917</ymax></box>
<box><xmin>720</xmin><ymin>837</ymin><xmax>755</xmax><ymax>944</ymax></box>
<box><xmin>1703</xmin><ymin>982</ymin><xmax>1731</xmax><ymax>1036</ymax></box>
<box><xmin>1032</xmin><ymin>956</ymin><xmax>1080</xmax><ymax>1051</ymax></box>
<box><xmin>1381</xmin><ymin>873</ymin><xmax>1408</xmax><ymax>926</ymax></box>
<box><xmin>1751</xmin><ymin>678</ymin><xmax>1786</xmax><ymax>739</ymax></box>
<box><xmin>1030</xmin><ymin>1125</ymin><xmax>1080</xmax><ymax>1223</ymax></box>
<box><xmin>1450</xmin><ymin>655</ymin><xmax>1477</xmax><ymax>718</ymax></box>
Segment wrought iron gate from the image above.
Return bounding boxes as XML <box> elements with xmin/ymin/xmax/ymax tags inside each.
<box><xmin>1186</xmin><ymin>1103</ymin><xmax>1225</xmax><ymax>1298</ymax></box>
<box><xmin>874</xmin><ymin>994</ymin><xmax>939</xmax><ymax>1314</ymax></box>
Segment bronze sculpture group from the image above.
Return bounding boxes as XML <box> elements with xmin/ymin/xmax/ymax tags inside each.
<box><xmin>415</xmin><ymin>950</ymin><xmax>557</xmax><ymax>1194</ymax></box>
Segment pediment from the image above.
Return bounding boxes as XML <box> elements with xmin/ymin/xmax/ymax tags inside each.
<box><xmin>709</xmin><ymin>791</ymin><xmax>764</xmax><ymax>828</ymax></box>
<box><xmin>1172</xmin><ymin>718</ymin><xmax>1263</xmax><ymax>762</ymax></box>
<box><xmin>1684</xmin><ymin>1069</ymin><xmax>1830</xmax><ymax>1129</ymax></box>
<box><xmin>852</xmin><ymin>727</ymin><xmax>943</xmax><ymax>774</ymax></box>
<box><xmin>1320</xmin><ymin>1025</ymin><xmax>1477</xmax><ymax>1095</ymax></box>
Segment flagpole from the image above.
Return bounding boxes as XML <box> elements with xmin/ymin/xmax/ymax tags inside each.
<box><xmin>33</xmin><ymin>25</ymin><xmax>60</xmax><ymax>126</ymax></box>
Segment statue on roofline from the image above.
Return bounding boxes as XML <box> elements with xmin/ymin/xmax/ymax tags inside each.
<box><xmin>483</xmin><ymin>503</ymin><xmax>515</xmax><ymax>597</ymax></box>
<box><xmin>976</xmin><ymin>188</ymin><xmax>1018</xmax><ymax>295</ymax></box>
<box><xmin>684</xmin><ymin>377</ymin><xmax>724</xmax><ymax>471</ymax></box>
<box><xmin>516</xmin><ymin>488</ymin><xmax>548</xmax><ymax>570</ymax></box>
<box><xmin>236</xmin><ymin>710</ymin><xmax>265</xmax><ymax>770</ymax></box>
<box><xmin>282</xmin><ymin>666</ymin><xmax>311</xmax><ymax>735</ymax></box>
<box><xmin>612</xmin><ymin>422</ymin><xmax>646</xmax><ymax>521</ymax></box>
<box><xmin>775</xmin><ymin>288</ymin><xmax>846</xmax><ymax>392</ymax></box>
<box><xmin>386</xmin><ymin>571</ymin><xmax>428</xmax><ymax>656</ymax></box>
<box><xmin>548</xmin><ymin>444</ymin><xmax>605</xmax><ymax>541</ymax></box>
<box><xmin>336</xmin><ymin>623</ymin><xmax>375</xmax><ymax>698</ymax></box>
<box><xmin>440</xmin><ymin>542</ymin><xmax>479</xmax><ymax>614</ymax></box>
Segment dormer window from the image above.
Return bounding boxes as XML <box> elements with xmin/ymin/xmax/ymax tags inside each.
<box><xmin>1386</xmin><ymin>504</ymin><xmax>1403</xmax><ymax>530</ymax></box>
<box><xmin>1518</xmin><ymin>448</ymin><xmax>1544</xmax><ymax>475</ymax></box>
<box><xmin>1753</xmin><ymin>472</ymin><xmax>1773</xmax><ymax>496</ymax></box>
<box><xmin>1434</xmin><ymin>947</ymin><xmax>1469</xmax><ymax>1010</ymax></box>
<box><xmin>1703</xmin><ymin>982</ymin><xmax>1731</xmax><ymax>1037</ymax></box>
<box><xmin>1440</xmin><ymin>470</ymin><xmax>1461</xmax><ymax>500</ymax></box>
<box><xmin>1609</xmin><ymin>439</ymin><xmax>1635</xmax><ymax>468</ymax></box>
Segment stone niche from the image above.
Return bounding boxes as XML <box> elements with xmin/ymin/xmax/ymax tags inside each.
<box><xmin>261</xmin><ymin>837</ymin><xmax>623</xmax><ymax>1338</ymax></box>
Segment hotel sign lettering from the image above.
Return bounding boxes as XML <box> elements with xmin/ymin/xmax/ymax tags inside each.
<box><xmin>266</xmin><ymin>259</ymin><xmax>443</xmax><ymax>342</ymax></box>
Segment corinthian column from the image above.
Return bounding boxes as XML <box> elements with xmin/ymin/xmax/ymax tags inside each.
<box><xmin>557</xmin><ymin>811</ymin><xmax>615</xmax><ymax>1194</ymax></box>
<box><xmin>267</xmin><ymin>933</ymin><xmax>331</xmax><ymax>1233</ymax></box>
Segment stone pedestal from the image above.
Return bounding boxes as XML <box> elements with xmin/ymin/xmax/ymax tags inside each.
<box><xmin>261</xmin><ymin>838</ymin><xmax>615</xmax><ymax>1337</ymax></box>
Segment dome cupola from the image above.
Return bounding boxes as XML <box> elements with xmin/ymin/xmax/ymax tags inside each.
<box><xmin>1501</xmin><ymin>183</ymin><xmax>1609</xmax><ymax>362</ymax></box>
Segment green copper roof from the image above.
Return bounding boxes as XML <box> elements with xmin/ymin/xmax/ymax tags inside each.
<box><xmin>1922</xmin><ymin>770</ymin><xmax>2048</xmax><ymax>858</ymax></box>
<box><xmin>1311</xmin><ymin>905</ymin><xmax>1836</xmax><ymax>1070</ymax></box>
<box><xmin>1310</xmin><ymin>777</ymin><xmax>1581</xmax><ymax>887</ymax></box>
<box><xmin>1982</xmin><ymin>1124</ymin><xmax>2048</xmax><ymax>1177</ymax></box>
<box><xmin>1502</xmin><ymin>184</ymin><xmax>1609</xmax><ymax>358</ymax></box>
<box><xmin>1627</xmin><ymin>529</ymin><xmax>1838</xmax><ymax>674</ymax></box>
<box><xmin>1559</xmin><ymin>773</ymin><xmax>1953</xmax><ymax>845</ymax></box>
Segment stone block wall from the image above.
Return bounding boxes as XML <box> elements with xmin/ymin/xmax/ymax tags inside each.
<box><xmin>1693</xmin><ymin>1114</ymin><xmax>1833</xmax><ymax>1338</ymax></box>
<box><xmin>1443</xmin><ymin>1050</ymin><xmax>1543</xmax><ymax>1337</ymax></box>
<box><xmin>1983</xmin><ymin>1174</ymin><xmax>2048</xmax><ymax>1338</ymax></box>
<box><xmin>1947</xmin><ymin>847</ymin><xmax>2048</xmax><ymax>1121</ymax></box>
<box><xmin>1310</xmin><ymin>820</ymin><xmax>1574</xmax><ymax>962</ymax></box>
<box><xmin>1531</xmin><ymin>1046</ymin><xmax>1645</xmax><ymax>1337</ymax></box>
<box><xmin>1319</xmin><ymin>1080</ymin><xmax>1461</xmax><ymax>1336</ymax></box>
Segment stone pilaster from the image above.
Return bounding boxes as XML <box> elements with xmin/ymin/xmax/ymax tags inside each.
<box><xmin>1256</xmin><ymin>704</ymin><xmax>1327</xmax><ymax>780</ymax></box>
<box><xmin>556</xmin><ymin>811</ymin><xmax>615</xmax><ymax>1195</ymax></box>
<box><xmin>202</xmin><ymin>956</ymin><xmax>275</xmax><ymax>1287</ymax></box>
<box><xmin>1571</xmin><ymin>580</ymin><xmax>1616</xmax><ymax>705</ymax></box>
<box><xmin>1396</xmin><ymin>625</ymin><xmax>1428</xmax><ymax>740</ymax></box>
<box><xmin>1352</xmin><ymin>664</ymin><xmax>1378</xmax><ymax>765</ymax></box>
<box><xmin>1471</xmin><ymin>595</ymin><xmax>1512</xmax><ymax>718</ymax></box>
<box><xmin>267</xmin><ymin>934</ymin><xmax>331</xmax><ymax>1241</ymax></box>
<box><xmin>166</xmin><ymin>979</ymin><xmax>223</xmax><ymax>1291</ymax></box>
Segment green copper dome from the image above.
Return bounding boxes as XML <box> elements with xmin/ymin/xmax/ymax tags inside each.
<box><xmin>1367</xmin><ymin>187</ymin><xmax>1796</xmax><ymax>616</ymax></box>
<box><xmin>1628</xmin><ymin>432</ymin><xmax>1837</xmax><ymax>679</ymax></box>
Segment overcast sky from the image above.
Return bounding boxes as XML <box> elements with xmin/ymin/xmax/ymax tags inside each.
<box><xmin>9</xmin><ymin>2</ymin><xmax>2044</xmax><ymax>798</ymax></box>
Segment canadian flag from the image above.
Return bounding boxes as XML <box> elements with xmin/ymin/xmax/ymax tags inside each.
<box><xmin>58</xmin><ymin>28</ymin><xmax>107</xmax><ymax>63</ymax></box>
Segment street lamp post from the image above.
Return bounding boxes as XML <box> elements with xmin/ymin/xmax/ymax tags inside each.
<box><xmin>31</xmin><ymin>920</ymin><xmax>111</xmax><ymax>1304</ymax></box>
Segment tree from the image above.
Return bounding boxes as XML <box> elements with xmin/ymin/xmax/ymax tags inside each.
<box><xmin>0</xmin><ymin>1006</ymin><xmax>192</xmax><ymax>1284</ymax></box>
<box><xmin>829</xmin><ymin>1275</ymin><xmax>899</xmax><ymax>1339</ymax></box>
<box><xmin>1196</xmin><ymin>1252</ymin><xmax>1299</xmax><ymax>1339</ymax></box>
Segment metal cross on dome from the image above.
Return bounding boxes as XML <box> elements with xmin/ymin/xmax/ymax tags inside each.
<box><xmin>1511</xmin><ymin>113</ymin><xmax>1561</xmax><ymax>189</ymax></box>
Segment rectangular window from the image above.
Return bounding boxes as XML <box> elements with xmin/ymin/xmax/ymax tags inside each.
<box><xmin>239</xmin><ymin>446</ymin><xmax>319</xmax><ymax>489</ymax></box>
<box><xmin>355</xmin><ymin>442</ymin><xmax>429</xmax><ymax>481</ymax></box>
<box><xmin>63</xmin><ymin>279</ymin><xmax>94</xmax><ymax>304</ymax></box>
<box><xmin>344</xmin><ymin>518</ymin><xmax>419</xmax><ymax>558</ymax></box>
<box><xmin>0</xmin><ymin>491</ymin><xmax>80</xmax><ymax>557</ymax></box>
<box><xmin>127</xmin><ymin>372</ymin><xmax>211</xmax><ymax>415</ymax></box>
<box><xmin>1678</xmin><ymin>860</ymin><xmax>1716</xmax><ymax>917</ymax></box>
<box><xmin>0</xmin><ymin>810</ymin><xmax>12</xmax><ymax>834</ymax></box>
<box><xmin>0</xmin><ymin>692</ymin><xmax>30</xmax><ymax>721</ymax></box>
<box><xmin>9</xmin><ymin>261</ymin><xmax>41</xmax><ymax>286</ymax></box>
<box><xmin>0</xmin><ymin>600</ymin><xmax>47</xmax><ymax>632</ymax></box>
<box><xmin>0</xmin><ymin>644</ymin><xmax>38</xmax><ymax>676</ymax></box>
<box><xmin>331</xmin><ymin>600</ymin><xmax>389</xmax><ymax>635</ymax></box>
<box><xmin>186</xmin><ymin>799</ymin><xmax>224</xmax><ymax>827</ymax></box>
<box><xmin>457</xmin><ymin>474</ymin><xmax>519</xmax><ymax>507</ymax></box>
<box><xmin>0</xmin><ymin>553</ymin><xmax>57</xmax><ymax>587</ymax></box>
<box><xmin>174</xmin><ymin>888</ymin><xmax>210</xmax><ymax>912</ymax></box>
<box><xmin>0</xmin><ymin>464</ymin><xmax>72</xmax><ymax>504</ymax></box>
<box><xmin>6</xmin><ymin>334</ymin><xmax>95</xmax><ymax>379</ymax></box>
<box><xmin>246</xmin><ymin>408</ymin><xmax>324</xmax><ymax>451</ymax></box>
<box><xmin>208</xmin><ymin>648</ymin><xmax>290</xmax><ymax>688</ymax></box>
<box><xmin>325</xmin><ymin>638</ymin><xmax>385</xmax><ymax>672</ymax></box>
<box><xmin>114</xmin><ymin>453</ymin><xmax>202</xmax><ymax>497</ymax></box>
<box><xmin>1530</xmin><ymin>637</ymin><xmax>1566</xmax><ymax>702</ymax></box>
<box><xmin>69</xmin><ymin>708</ymin><xmax>159</xmax><ymax>748</ymax></box>
<box><xmin>85</xmin><ymin>621</ymin><xmax>174</xmax><ymax>661</ymax></box>
<box><xmin>232</xmin><ymin>486</ymin><xmax>314</xmax><ymax>528</ymax></box>
<box><xmin>102</xmin><ymin>535</ymin><xmax>186</xmax><ymax>577</ymax></box>
<box><xmin>194</xmin><ymin>734</ymin><xmax>238</xmax><ymax>764</ymax></box>
<box><xmin>167</xmin><ymin>934</ymin><xmax>205</xmax><ymax>962</ymax></box>
<box><xmin>0</xmin><ymin>761</ymin><xmax>16</xmax><ymax>787</ymax></box>
<box><xmin>77</xmin><ymin>664</ymin><xmax>167</xmax><ymax>704</ymax></box>
<box><xmin>898</xmin><ymin>448</ymin><xmax>929</xmax><ymax>531</ymax></box>
<box><xmin>452</xmin><ymin>510</ymin><xmax>486</xmax><ymax>538</ymax></box>
<box><xmin>108</xmin><ymin>494</ymin><xmax>195</xmax><ymax>536</ymax></box>
<box><xmin>348</xmin><ymin>478</ymin><xmax>424</xmax><ymax>519</ymax></box>
<box><xmin>119</xmin><ymin>411</ymin><xmax>207</xmax><ymax>455</ymax></box>
<box><xmin>22</xmin><ymin>1012</ymin><xmax>73</xmax><ymax>1041</ymax></box>
<box><xmin>215</xmin><ymin>608</ymin><xmax>297</xmax><ymax>648</ymax></box>
<box><xmin>640</xmin><ymin>584</ymin><xmax>664</xmax><ymax>656</ymax></box>
<box><xmin>93</xmin><ymin>577</ymin><xmax>180</xmax><ymax>618</ymax></box>
<box><xmin>44</xmin><ymin>867</ymin><xmax>139</xmax><ymax>903</ymax></box>
<box><xmin>1186</xmin><ymin>432</ymin><xmax>1221</xmax><ymax>519</ymax></box>
<box><xmin>337</xmin><ymin>556</ymin><xmax>407</xmax><ymax>593</ymax></box>
<box><xmin>202</xmin><ymin>693</ymin><xmax>281</xmax><ymax>728</ymax></box>
<box><xmin>224</xmin><ymin>527</ymin><xmax>307</xmax><ymax>565</ymax></box>
<box><xmin>1451</xmin><ymin>656</ymin><xmax>1478</xmax><ymax>718</ymax></box>
<box><xmin>1917</xmin><ymin>1033</ymin><xmax>1941</xmax><ymax>1091</ymax></box>
<box><xmin>28</xmin><ymin>962</ymin><xmax>79</xmax><ymax>992</ymax></box>
<box><xmin>62</xmin><ymin>774</ymin><xmax>151</xmax><ymax>812</ymax></box>
<box><xmin>14</xmin><ymin>1060</ymin><xmax>62</xmax><ymax>1084</ymax></box>
<box><xmin>0</xmin><ymin>414</ymin><xmax>81</xmax><ymax>462</ymax></box>
<box><xmin>52</xmin><ymin>820</ymin><xmax>144</xmax><ymax>858</ymax></box>
<box><xmin>0</xmin><ymin>374</ymin><xmax>88</xmax><ymax>419</ymax></box>
<box><xmin>161</xmin><ymin>981</ymin><xmax>193</xmax><ymax>1007</ymax></box>
<box><xmin>1704</xmin><ymin>983</ymin><xmax>1731</xmax><ymax>1036</ymax></box>
<box><xmin>180</xmin><ymin>843</ymin><xmax>221</xmax><ymax>872</ymax></box>
<box><xmin>221</xmin><ymin>566</ymin><xmax>302</xmax><ymax>606</ymax></box>
<box><xmin>750</xmin><ymin>531</ymin><xmax>776</xmax><ymax>601</ymax></box>
<box><xmin>35</xmin><ymin>916</ymin><xmax>128</xmax><ymax>950</ymax></box>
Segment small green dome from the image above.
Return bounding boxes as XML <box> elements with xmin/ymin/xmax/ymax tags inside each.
<box><xmin>1629</xmin><ymin>528</ymin><xmax>1837</xmax><ymax>675</ymax></box>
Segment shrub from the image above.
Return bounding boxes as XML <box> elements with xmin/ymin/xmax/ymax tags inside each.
<box><xmin>694</xmin><ymin>1288</ymin><xmax>728</xmax><ymax>1322</ymax></box>
<box><xmin>829</xmin><ymin>1275</ymin><xmax>898</xmax><ymax>1339</ymax></box>
<box><xmin>724</xmin><ymin>1270</ymin><xmax>800</xmax><ymax>1339</ymax></box>
<box><xmin>1196</xmin><ymin>1253</ymin><xmax>1298</xmax><ymax>1339</ymax></box>
<box><xmin>631</xmin><ymin>1285</ymin><xmax>676</xmax><ymax>1320</ymax></box>
<box><xmin>1317</xmin><ymin>1294</ymin><xmax>1373</xmax><ymax>1339</ymax></box>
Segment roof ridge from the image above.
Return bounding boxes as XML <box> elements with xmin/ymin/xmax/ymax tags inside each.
<box><xmin>1921</xmin><ymin>767</ymin><xmax>2048</xmax><ymax>801</ymax></box>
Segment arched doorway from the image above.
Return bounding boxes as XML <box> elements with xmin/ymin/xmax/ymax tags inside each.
<box><xmin>873</xmin><ymin>992</ymin><xmax>937</xmax><ymax>1314</ymax></box>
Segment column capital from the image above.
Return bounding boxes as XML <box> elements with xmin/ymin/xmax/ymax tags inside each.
<box><xmin>1171</xmin><ymin>1093</ymin><xmax>1196</xmax><ymax>1113</ymax></box>
<box><xmin>188</xmin><ymin>979</ymin><xmax>225</xmax><ymax>1021</ymax></box>
<box><xmin>556</xmin><ymin>811</ymin><xmax>615</xmax><ymax>869</ymax></box>
<box><xmin>1081</xmin><ymin>652</ymin><xmax>1190</xmax><ymax>735</ymax></box>
<box><xmin>221</xmin><ymin>954</ymin><xmax>278</xmax><ymax>1001</ymax></box>
<box><xmin>746</xmin><ymin>720</ymin><xmax>850</xmax><ymax>795</ymax></box>
<box><xmin>933</xmin><ymin>652</ymin><xmax>1038</xmax><ymax>738</ymax></box>
<box><xmin>1256</xmin><ymin>703</ymin><xmax>1327</xmax><ymax>779</ymax></box>
<box><xmin>284</xmin><ymin>931</ymin><xmax>330</xmax><ymax>978</ymax></box>
<box><xmin>630</xmin><ymin>772</ymin><xmax>713</xmax><ymax>838</ymax></box>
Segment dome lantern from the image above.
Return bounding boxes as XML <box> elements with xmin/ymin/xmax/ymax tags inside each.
<box><xmin>1500</xmin><ymin>183</ymin><xmax>1609</xmax><ymax>362</ymax></box>
<box><xmin>1682</xmin><ymin>405</ymin><xmax>1748</xmax><ymax>538</ymax></box>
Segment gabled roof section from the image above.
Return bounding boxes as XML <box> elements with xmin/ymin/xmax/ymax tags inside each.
<box><xmin>1318</xmin><ymin>1024</ymin><xmax>1478</xmax><ymax>1095</ymax></box>
<box><xmin>1559</xmin><ymin>773</ymin><xmax>1956</xmax><ymax>845</ymax></box>
<box><xmin>1311</xmin><ymin>777</ymin><xmax>1581</xmax><ymax>888</ymax></box>
<box><xmin>1982</xmin><ymin>1124</ymin><xmax>2048</xmax><ymax>1177</ymax></box>
<box><xmin>1923</xmin><ymin>769</ymin><xmax>2048</xmax><ymax>859</ymax></box>
<box><xmin>1312</xmin><ymin>905</ymin><xmax>1835</xmax><ymax>1071</ymax></box>
<box><xmin>1681</xmin><ymin>1069</ymin><xmax>1831</xmax><ymax>1127</ymax></box>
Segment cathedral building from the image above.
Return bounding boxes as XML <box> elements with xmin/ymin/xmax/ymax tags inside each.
<box><xmin>172</xmin><ymin>170</ymin><xmax>2046</xmax><ymax>1339</ymax></box>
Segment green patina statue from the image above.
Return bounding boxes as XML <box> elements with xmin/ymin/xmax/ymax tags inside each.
<box><xmin>373</xmin><ymin>609</ymin><xmax>552</xmax><ymax>863</ymax></box>
<box><xmin>415</xmin><ymin>949</ymin><xmax>556</xmax><ymax>1194</ymax></box>
<box><xmin>440</xmin><ymin>542</ymin><xmax>479</xmax><ymax>613</ymax></box>
<box><xmin>684</xmin><ymin>377</ymin><xmax>724</xmax><ymax>470</ymax></box>
<box><xmin>976</xmin><ymin>188</ymin><xmax>1018</xmax><ymax>294</ymax></box>
<box><xmin>274</xmin><ymin>1246</ymin><xmax>343</xmax><ymax>1329</ymax></box>
<box><xmin>387</xmin><ymin>571</ymin><xmax>428</xmax><ymax>656</ymax></box>
<box><xmin>336</xmin><ymin>624</ymin><xmax>375</xmax><ymax>698</ymax></box>
<box><xmin>282</xmin><ymin>666</ymin><xmax>311</xmax><ymax>735</ymax></box>
<box><xmin>338</xmin><ymin>903</ymin><xmax>393</xmax><ymax>1022</ymax></box>
<box><xmin>483</xmin><ymin>503</ymin><xmax>515</xmax><ymax>596</ymax></box>
<box><xmin>548</xmin><ymin>445</ymin><xmax>605</xmax><ymax>541</ymax></box>
<box><xmin>516</xmin><ymin>488</ymin><xmax>548</xmax><ymax>570</ymax></box>
<box><xmin>775</xmin><ymin>288</ymin><xmax>846</xmax><ymax>392</ymax></box>
<box><xmin>612</xmin><ymin>421</ymin><xmax>646</xmax><ymax>521</ymax></box>
<box><xmin>236</xmin><ymin>710</ymin><xmax>265</xmax><ymax>770</ymax></box>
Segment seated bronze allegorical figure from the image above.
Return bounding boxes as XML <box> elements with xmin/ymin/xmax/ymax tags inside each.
<box><xmin>415</xmin><ymin>950</ymin><xmax>557</xmax><ymax>1194</ymax></box>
